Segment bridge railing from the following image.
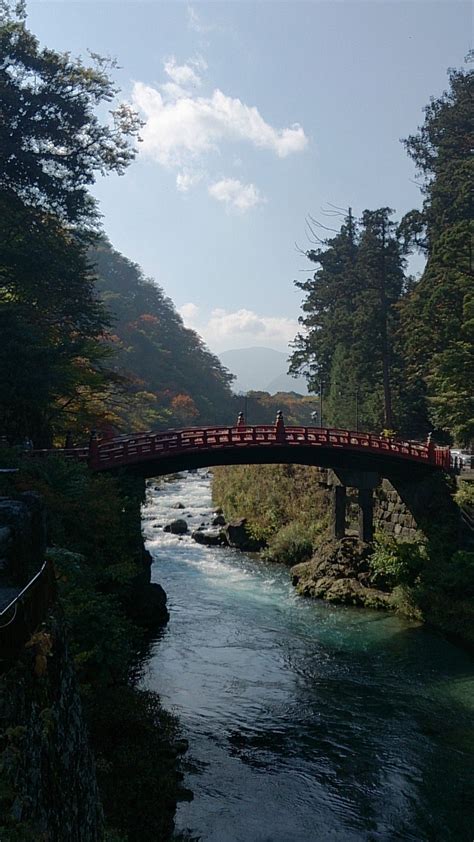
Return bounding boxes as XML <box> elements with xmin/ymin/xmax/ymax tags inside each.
<box><xmin>83</xmin><ymin>425</ymin><xmax>451</xmax><ymax>471</ymax></box>
<box><xmin>31</xmin><ymin>446</ymin><xmax>89</xmax><ymax>462</ymax></box>
<box><xmin>0</xmin><ymin>558</ymin><xmax>56</xmax><ymax>660</ymax></box>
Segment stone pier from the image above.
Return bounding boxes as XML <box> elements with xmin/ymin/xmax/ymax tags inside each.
<box><xmin>328</xmin><ymin>469</ymin><xmax>380</xmax><ymax>542</ymax></box>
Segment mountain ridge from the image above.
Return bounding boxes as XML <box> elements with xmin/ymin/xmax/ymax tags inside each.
<box><xmin>219</xmin><ymin>347</ymin><xmax>308</xmax><ymax>395</ymax></box>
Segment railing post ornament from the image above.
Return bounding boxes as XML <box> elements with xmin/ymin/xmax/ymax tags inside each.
<box><xmin>237</xmin><ymin>412</ymin><xmax>245</xmax><ymax>427</ymax></box>
<box><xmin>275</xmin><ymin>409</ymin><xmax>285</xmax><ymax>441</ymax></box>
<box><xmin>88</xmin><ymin>430</ymin><xmax>99</xmax><ymax>467</ymax></box>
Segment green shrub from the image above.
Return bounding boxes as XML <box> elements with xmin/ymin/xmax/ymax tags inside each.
<box><xmin>428</xmin><ymin>550</ymin><xmax>474</xmax><ymax>598</ymax></box>
<box><xmin>455</xmin><ymin>481</ymin><xmax>474</xmax><ymax>509</ymax></box>
<box><xmin>212</xmin><ymin>464</ymin><xmax>329</xmax><ymax>542</ymax></box>
<box><xmin>370</xmin><ymin>535</ymin><xmax>428</xmax><ymax>587</ymax></box>
<box><xmin>263</xmin><ymin>521</ymin><xmax>316</xmax><ymax>565</ymax></box>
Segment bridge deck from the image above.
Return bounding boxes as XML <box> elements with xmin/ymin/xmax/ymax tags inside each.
<box><xmin>30</xmin><ymin>425</ymin><xmax>452</xmax><ymax>475</ymax></box>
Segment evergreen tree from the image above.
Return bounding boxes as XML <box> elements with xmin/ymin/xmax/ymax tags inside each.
<box><xmin>1</xmin><ymin>3</ymin><xmax>140</xmax><ymax>227</ymax></box>
<box><xmin>398</xmin><ymin>59</ymin><xmax>473</xmax><ymax>443</ymax></box>
<box><xmin>0</xmin><ymin>5</ymin><xmax>140</xmax><ymax>442</ymax></box>
<box><xmin>290</xmin><ymin>209</ymin><xmax>406</xmax><ymax>432</ymax></box>
<box><xmin>354</xmin><ymin>208</ymin><xmax>406</xmax><ymax>430</ymax></box>
<box><xmin>289</xmin><ymin>210</ymin><xmax>359</xmax><ymax>388</ymax></box>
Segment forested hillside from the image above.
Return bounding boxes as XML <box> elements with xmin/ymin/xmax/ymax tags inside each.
<box><xmin>90</xmin><ymin>238</ymin><xmax>235</xmax><ymax>431</ymax></box>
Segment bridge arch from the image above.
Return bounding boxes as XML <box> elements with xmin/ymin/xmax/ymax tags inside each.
<box><xmin>83</xmin><ymin>419</ymin><xmax>451</xmax><ymax>545</ymax></box>
<box><xmin>87</xmin><ymin>421</ymin><xmax>449</xmax><ymax>480</ymax></box>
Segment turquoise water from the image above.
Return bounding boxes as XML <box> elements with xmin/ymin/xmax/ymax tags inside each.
<box><xmin>143</xmin><ymin>471</ymin><xmax>474</xmax><ymax>842</ymax></box>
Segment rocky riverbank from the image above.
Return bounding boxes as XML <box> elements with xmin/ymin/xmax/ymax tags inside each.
<box><xmin>291</xmin><ymin>537</ymin><xmax>392</xmax><ymax>609</ymax></box>
<box><xmin>170</xmin><ymin>508</ymin><xmax>392</xmax><ymax>610</ymax></box>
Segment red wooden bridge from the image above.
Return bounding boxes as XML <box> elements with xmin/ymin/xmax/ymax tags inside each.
<box><xmin>0</xmin><ymin>416</ymin><xmax>453</xmax><ymax>659</ymax></box>
<box><xmin>42</xmin><ymin>415</ymin><xmax>451</xmax><ymax>478</ymax></box>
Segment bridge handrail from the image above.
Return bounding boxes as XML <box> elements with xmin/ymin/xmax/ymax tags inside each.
<box><xmin>27</xmin><ymin>426</ymin><xmax>451</xmax><ymax>472</ymax></box>
<box><xmin>0</xmin><ymin>558</ymin><xmax>56</xmax><ymax>659</ymax></box>
<box><xmin>76</xmin><ymin>425</ymin><xmax>451</xmax><ymax>471</ymax></box>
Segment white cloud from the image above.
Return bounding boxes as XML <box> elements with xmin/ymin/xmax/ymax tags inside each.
<box><xmin>208</xmin><ymin>178</ymin><xmax>264</xmax><ymax>211</ymax></box>
<box><xmin>179</xmin><ymin>303</ymin><xmax>299</xmax><ymax>351</ymax></box>
<box><xmin>132</xmin><ymin>82</ymin><xmax>308</xmax><ymax>170</ymax></box>
<box><xmin>176</xmin><ymin>169</ymin><xmax>203</xmax><ymax>191</ymax></box>
<box><xmin>187</xmin><ymin>5</ymin><xmax>214</xmax><ymax>34</ymax></box>
<box><xmin>180</xmin><ymin>302</ymin><xmax>200</xmax><ymax>322</ymax></box>
<box><xmin>160</xmin><ymin>82</ymin><xmax>189</xmax><ymax>102</ymax></box>
<box><xmin>163</xmin><ymin>56</ymin><xmax>206</xmax><ymax>88</ymax></box>
<box><xmin>132</xmin><ymin>53</ymin><xmax>308</xmax><ymax>208</ymax></box>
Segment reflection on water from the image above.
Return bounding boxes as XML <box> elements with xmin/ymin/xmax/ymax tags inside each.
<box><xmin>143</xmin><ymin>471</ymin><xmax>474</xmax><ymax>842</ymax></box>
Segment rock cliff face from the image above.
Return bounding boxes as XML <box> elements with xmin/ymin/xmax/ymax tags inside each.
<box><xmin>0</xmin><ymin>609</ymin><xmax>104</xmax><ymax>841</ymax></box>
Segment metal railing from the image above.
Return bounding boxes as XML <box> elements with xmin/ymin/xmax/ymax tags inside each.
<box><xmin>0</xmin><ymin>559</ymin><xmax>56</xmax><ymax>660</ymax></box>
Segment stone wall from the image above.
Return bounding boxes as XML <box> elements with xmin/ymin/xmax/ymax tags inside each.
<box><xmin>374</xmin><ymin>479</ymin><xmax>419</xmax><ymax>541</ymax></box>
<box><xmin>0</xmin><ymin>608</ymin><xmax>104</xmax><ymax>841</ymax></box>
<box><xmin>374</xmin><ymin>472</ymin><xmax>460</xmax><ymax>547</ymax></box>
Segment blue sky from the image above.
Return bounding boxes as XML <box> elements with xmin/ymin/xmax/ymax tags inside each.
<box><xmin>28</xmin><ymin>1</ymin><xmax>471</xmax><ymax>354</ymax></box>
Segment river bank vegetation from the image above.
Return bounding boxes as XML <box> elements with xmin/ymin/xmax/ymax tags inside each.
<box><xmin>0</xmin><ymin>5</ymin><xmax>207</xmax><ymax>837</ymax></box>
<box><xmin>212</xmin><ymin>463</ymin><xmax>474</xmax><ymax>648</ymax></box>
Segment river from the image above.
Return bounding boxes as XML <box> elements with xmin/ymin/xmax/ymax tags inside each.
<box><xmin>142</xmin><ymin>470</ymin><xmax>474</xmax><ymax>842</ymax></box>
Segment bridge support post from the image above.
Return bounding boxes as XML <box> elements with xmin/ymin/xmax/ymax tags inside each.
<box><xmin>358</xmin><ymin>488</ymin><xmax>374</xmax><ymax>543</ymax></box>
<box><xmin>329</xmin><ymin>469</ymin><xmax>379</xmax><ymax>544</ymax></box>
<box><xmin>331</xmin><ymin>485</ymin><xmax>347</xmax><ymax>539</ymax></box>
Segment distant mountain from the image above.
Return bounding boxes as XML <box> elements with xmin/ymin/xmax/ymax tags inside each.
<box><xmin>219</xmin><ymin>347</ymin><xmax>308</xmax><ymax>395</ymax></box>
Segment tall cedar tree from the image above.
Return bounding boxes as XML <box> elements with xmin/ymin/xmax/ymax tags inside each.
<box><xmin>290</xmin><ymin>209</ymin><xmax>406</xmax><ymax>432</ymax></box>
<box><xmin>290</xmin><ymin>211</ymin><xmax>359</xmax><ymax>390</ymax></box>
<box><xmin>398</xmin><ymin>60</ymin><xmax>473</xmax><ymax>443</ymax></box>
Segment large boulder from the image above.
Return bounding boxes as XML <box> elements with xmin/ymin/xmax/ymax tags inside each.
<box><xmin>164</xmin><ymin>519</ymin><xmax>188</xmax><ymax>535</ymax></box>
<box><xmin>291</xmin><ymin>537</ymin><xmax>391</xmax><ymax>610</ymax></box>
<box><xmin>128</xmin><ymin>581</ymin><xmax>169</xmax><ymax>627</ymax></box>
<box><xmin>191</xmin><ymin>529</ymin><xmax>227</xmax><ymax>547</ymax></box>
<box><xmin>224</xmin><ymin>519</ymin><xmax>265</xmax><ymax>552</ymax></box>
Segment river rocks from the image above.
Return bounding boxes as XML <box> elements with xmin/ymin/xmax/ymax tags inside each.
<box><xmin>191</xmin><ymin>529</ymin><xmax>227</xmax><ymax>547</ymax></box>
<box><xmin>212</xmin><ymin>514</ymin><xmax>226</xmax><ymax>526</ymax></box>
<box><xmin>164</xmin><ymin>518</ymin><xmax>188</xmax><ymax>535</ymax></box>
<box><xmin>171</xmin><ymin>502</ymin><xmax>185</xmax><ymax>509</ymax></box>
<box><xmin>291</xmin><ymin>537</ymin><xmax>391</xmax><ymax>610</ymax></box>
<box><xmin>224</xmin><ymin>519</ymin><xmax>265</xmax><ymax>552</ymax></box>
